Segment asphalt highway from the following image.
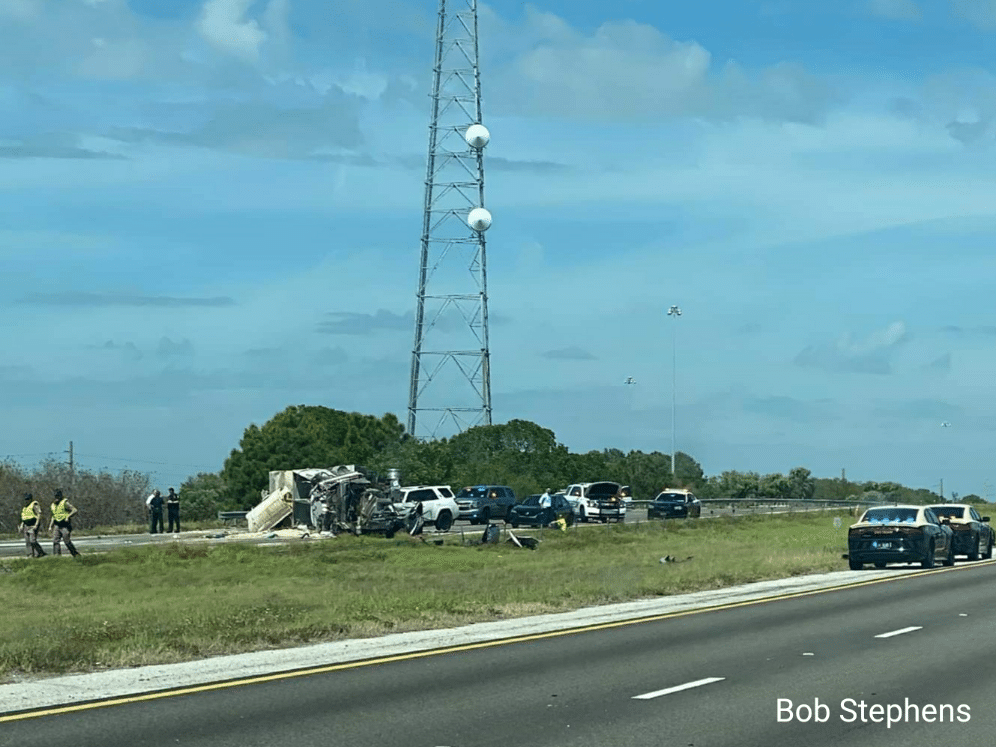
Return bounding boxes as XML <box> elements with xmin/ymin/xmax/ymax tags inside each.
<box><xmin>3</xmin><ymin>561</ymin><xmax>993</xmax><ymax>747</ymax></box>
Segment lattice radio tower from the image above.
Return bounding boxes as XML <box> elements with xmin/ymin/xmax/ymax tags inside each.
<box><xmin>407</xmin><ymin>0</ymin><xmax>493</xmax><ymax>439</ymax></box>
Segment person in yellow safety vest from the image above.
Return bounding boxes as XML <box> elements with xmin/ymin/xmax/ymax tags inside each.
<box><xmin>18</xmin><ymin>492</ymin><xmax>47</xmax><ymax>558</ymax></box>
<box><xmin>48</xmin><ymin>488</ymin><xmax>80</xmax><ymax>557</ymax></box>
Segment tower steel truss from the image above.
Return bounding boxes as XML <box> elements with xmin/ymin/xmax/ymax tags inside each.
<box><xmin>407</xmin><ymin>0</ymin><xmax>492</xmax><ymax>439</ymax></box>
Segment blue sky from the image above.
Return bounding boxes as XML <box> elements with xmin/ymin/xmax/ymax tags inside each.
<box><xmin>2</xmin><ymin>0</ymin><xmax>995</xmax><ymax>498</ymax></box>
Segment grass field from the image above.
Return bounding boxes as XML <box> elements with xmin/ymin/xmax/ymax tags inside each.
<box><xmin>0</xmin><ymin>511</ymin><xmax>853</xmax><ymax>681</ymax></box>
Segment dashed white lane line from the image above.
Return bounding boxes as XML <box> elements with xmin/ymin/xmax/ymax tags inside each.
<box><xmin>875</xmin><ymin>626</ymin><xmax>923</xmax><ymax>639</ymax></box>
<box><xmin>632</xmin><ymin>677</ymin><xmax>726</xmax><ymax>700</ymax></box>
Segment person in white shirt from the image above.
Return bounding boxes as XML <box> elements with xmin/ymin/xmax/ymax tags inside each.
<box><xmin>146</xmin><ymin>489</ymin><xmax>165</xmax><ymax>534</ymax></box>
<box><xmin>539</xmin><ymin>488</ymin><xmax>552</xmax><ymax>509</ymax></box>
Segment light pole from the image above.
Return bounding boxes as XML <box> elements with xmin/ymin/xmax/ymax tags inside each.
<box><xmin>624</xmin><ymin>376</ymin><xmax>636</xmax><ymax>414</ymax></box>
<box><xmin>667</xmin><ymin>305</ymin><xmax>681</xmax><ymax>480</ymax></box>
<box><xmin>940</xmin><ymin>421</ymin><xmax>951</xmax><ymax>499</ymax></box>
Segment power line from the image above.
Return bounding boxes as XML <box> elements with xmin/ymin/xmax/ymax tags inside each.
<box><xmin>74</xmin><ymin>453</ymin><xmax>219</xmax><ymax>470</ymax></box>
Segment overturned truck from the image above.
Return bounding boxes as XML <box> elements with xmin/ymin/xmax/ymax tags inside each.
<box><xmin>249</xmin><ymin>465</ymin><xmax>421</xmax><ymax>538</ymax></box>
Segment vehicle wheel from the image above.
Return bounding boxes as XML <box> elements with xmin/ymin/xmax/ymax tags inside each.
<box><xmin>578</xmin><ymin>506</ymin><xmax>587</xmax><ymax>523</ymax></box>
<box><xmin>943</xmin><ymin>543</ymin><xmax>955</xmax><ymax>567</ymax></box>
<box><xmin>921</xmin><ymin>541</ymin><xmax>935</xmax><ymax>569</ymax></box>
<box><xmin>435</xmin><ymin>511</ymin><xmax>453</xmax><ymax>532</ymax></box>
<box><xmin>479</xmin><ymin>507</ymin><xmax>491</xmax><ymax>525</ymax></box>
<box><xmin>968</xmin><ymin>533</ymin><xmax>981</xmax><ymax>561</ymax></box>
<box><xmin>510</xmin><ymin>519</ymin><xmax>519</xmax><ymax>529</ymax></box>
<box><xmin>874</xmin><ymin>561</ymin><xmax>886</xmax><ymax>568</ymax></box>
<box><xmin>984</xmin><ymin>535</ymin><xmax>993</xmax><ymax>560</ymax></box>
<box><xmin>385</xmin><ymin>529</ymin><xmax>396</xmax><ymax>539</ymax></box>
<box><xmin>849</xmin><ymin>558</ymin><xmax>863</xmax><ymax>570</ymax></box>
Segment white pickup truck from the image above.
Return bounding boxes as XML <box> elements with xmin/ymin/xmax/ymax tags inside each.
<box><xmin>563</xmin><ymin>481</ymin><xmax>626</xmax><ymax>523</ymax></box>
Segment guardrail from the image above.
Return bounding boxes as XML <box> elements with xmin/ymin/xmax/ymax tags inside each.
<box><xmin>627</xmin><ymin>498</ymin><xmax>894</xmax><ymax>510</ymax></box>
<box><xmin>218</xmin><ymin>511</ymin><xmax>248</xmax><ymax>524</ymax></box>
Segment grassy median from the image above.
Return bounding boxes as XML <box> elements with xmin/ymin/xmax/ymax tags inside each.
<box><xmin>0</xmin><ymin>511</ymin><xmax>852</xmax><ymax>681</ymax></box>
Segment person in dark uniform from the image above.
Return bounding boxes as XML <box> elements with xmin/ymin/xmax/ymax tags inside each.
<box><xmin>18</xmin><ymin>492</ymin><xmax>46</xmax><ymax>558</ymax></box>
<box><xmin>48</xmin><ymin>489</ymin><xmax>80</xmax><ymax>557</ymax></box>
<box><xmin>166</xmin><ymin>487</ymin><xmax>180</xmax><ymax>533</ymax></box>
<box><xmin>146</xmin><ymin>489</ymin><xmax>165</xmax><ymax>534</ymax></box>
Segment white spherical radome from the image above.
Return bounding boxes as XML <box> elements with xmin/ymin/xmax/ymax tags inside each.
<box><xmin>467</xmin><ymin>207</ymin><xmax>492</xmax><ymax>232</ymax></box>
<box><xmin>465</xmin><ymin>124</ymin><xmax>490</xmax><ymax>149</ymax></box>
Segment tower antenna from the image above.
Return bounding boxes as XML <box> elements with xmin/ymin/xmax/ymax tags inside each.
<box><xmin>407</xmin><ymin>0</ymin><xmax>493</xmax><ymax>439</ymax></box>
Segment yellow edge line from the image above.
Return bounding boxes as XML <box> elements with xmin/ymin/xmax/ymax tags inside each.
<box><xmin>1</xmin><ymin>561</ymin><xmax>982</xmax><ymax>723</ymax></box>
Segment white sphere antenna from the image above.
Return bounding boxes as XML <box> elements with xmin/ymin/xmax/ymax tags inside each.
<box><xmin>465</xmin><ymin>124</ymin><xmax>490</xmax><ymax>149</ymax></box>
<box><xmin>468</xmin><ymin>207</ymin><xmax>492</xmax><ymax>232</ymax></box>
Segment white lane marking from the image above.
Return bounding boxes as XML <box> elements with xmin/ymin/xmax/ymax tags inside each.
<box><xmin>633</xmin><ymin>677</ymin><xmax>725</xmax><ymax>700</ymax></box>
<box><xmin>875</xmin><ymin>626</ymin><xmax>923</xmax><ymax>638</ymax></box>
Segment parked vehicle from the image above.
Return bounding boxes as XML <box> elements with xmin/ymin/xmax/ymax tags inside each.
<box><xmin>927</xmin><ymin>504</ymin><xmax>994</xmax><ymax>560</ymax></box>
<box><xmin>455</xmin><ymin>485</ymin><xmax>517</xmax><ymax>524</ymax></box>
<box><xmin>564</xmin><ymin>482</ymin><xmax>626</xmax><ymax>522</ymax></box>
<box><xmin>847</xmin><ymin>505</ymin><xmax>954</xmax><ymax>570</ymax></box>
<box><xmin>648</xmin><ymin>489</ymin><xmax>702</xmax><ymax>519</ymax></box>
<box><xmin>395</xmin><ymin>485</ymin><xmax>459</xmax><ymax>532</ymax></box>
<box><xmin>507</xmin><ymin>494</ymin><xmax>575</xmax><ymax>528</ymax></box>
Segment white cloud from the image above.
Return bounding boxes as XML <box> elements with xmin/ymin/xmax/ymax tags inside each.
<box><xmin>868</xmin><ymin>0</ymin><xmax>922</xmax><ymax>20</ymax></box>
<box><xmin>951</xmin><ymin>0</ymin><xmax>996</xmax><ymax>29</ymax></box>
<box><xmin>263</xmin><ymin>0</ymin><xmax>292</xmax><ymax>43</ymax></box>
<box><xmin>0</xmin><ymin>0</ymin><xmax>41</xmax><ymax>21</ymax></box>
<box><xmin>78</xmin><ymin>37</ymin><xmax>150</xmax><ymax>79</ymax></box>
<box><xmin>479</xmin><ymin>5</ymin><xmax>837</xmax><ymax>123</ymax></box>
<box><xmin>196</xmin><ymin>0</ymin><xmax>267</xmax><ymax>62</ymax></box>
<box><xmin>794</xmin><ymin>322</ymin><xmax>909</xmax><ymax>375</ymax></box>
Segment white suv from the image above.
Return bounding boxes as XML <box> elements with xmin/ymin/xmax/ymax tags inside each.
<box><xmin>395</xmin><ymin>485</ymin><xmax>459</xmax><ymax>532</ymax></box>
<box><xmin>564</xmin><ymin>481</ymin><xmax>626</xmax><ymax>523</ymax></box>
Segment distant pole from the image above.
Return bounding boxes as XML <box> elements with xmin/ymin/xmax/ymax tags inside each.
<box><xmin>68</xmin><ymin>440</ymin><xmax>74</xmax><ymax>491</ymax></box>
<box><xmin>667</xmin><ymin>305</ymin><xmax>681</xmax><ymax>478</ymax></box>
<box><xmin>939</xmin><ymin>422</ymin><xmax>951</xmax><ymax>500</ymax></box>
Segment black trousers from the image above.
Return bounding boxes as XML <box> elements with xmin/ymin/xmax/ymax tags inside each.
<box><xmin>167</xmin><ymin>506</ymin><xmax>180</xmax><ymax>533</ymax></box>
<box><xmin>150</xmin><ymin>510</ymin><xmax>164</xmax><ymax>534</ymax></box>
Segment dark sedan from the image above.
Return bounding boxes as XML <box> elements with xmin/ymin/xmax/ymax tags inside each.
<box><xmin>927</xmin><ymin>504</ymin><xmax>994</xmax><ymax>560</ymax></box>
<box><xmin>648</xmin><ymin>490</ymin><xmax>702</xmax><ymax>519</ymax></box>
<box><xmin>507</xmin><ymin>494</ymin><xmax>575</xmax><ymax>528</ymax></box>
<box><xmin>847</xmin><ymin>505</ymin><xmax>954</xmax><ymax>570</ymax></box>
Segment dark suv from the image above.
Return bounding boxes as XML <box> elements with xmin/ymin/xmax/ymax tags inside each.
<box><xmin>455</xmin><ymin>485</ymin><xmax>517</xmax><ymax>524</ymax></box>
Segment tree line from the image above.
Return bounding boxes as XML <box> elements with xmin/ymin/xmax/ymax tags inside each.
<box><xmin>4</xmin><ymin>405</ymin><xmax>983</xmax><ymax>530</ymax></box>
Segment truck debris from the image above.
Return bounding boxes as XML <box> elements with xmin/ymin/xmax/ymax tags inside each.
<box><xmin>251</xmin><ymin>465</ymin><xmax>415</xmax><ymax>538</ymax></box>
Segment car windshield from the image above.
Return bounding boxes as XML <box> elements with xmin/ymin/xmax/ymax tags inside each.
<box><xmin>522</xmin><ymin>496</ymin><xmax>541</xmax><ymax>506</ymax></box>
<box><xmin>456</xmin><ymin>487</ymin><xmax>490</xmax><ymax>499</ymax></box>
<box><xmin>657</xmin><ymin>493</ymin><xmax>686</xmax><ymax>502</ymax></box>
<box><xmin>862</xmin><ymin>508</ymin><xmax>918</xmax><ymax>524</ymax></box>
<box><xmin>931</xmin><ymin>506</ymin><xmax>965</xmax><ymax>519</ymax></box>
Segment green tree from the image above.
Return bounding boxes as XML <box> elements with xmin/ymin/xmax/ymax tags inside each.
<box><xmin>672</xmin><ymin>451</ymin><xmax>705</xmax><ymax>488</ymax></box>
<box><xmin>788</xmin><ymin>467</ymin><xmax>816</xmax><ymax>500</ymax></box>
<box><xmin>178</xmin><ymin>472</ymin><xmax>230</xmax><ymax>521</ymax></box>
<box><xmin>445</xmin><ymin>420</ymin><xmax>569</xmax><ymax>498</ymax></box>
<box><xmin>221</xmin><ymin>406</ymin><xmax>406</xmax><ymax>507</ymax></box>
